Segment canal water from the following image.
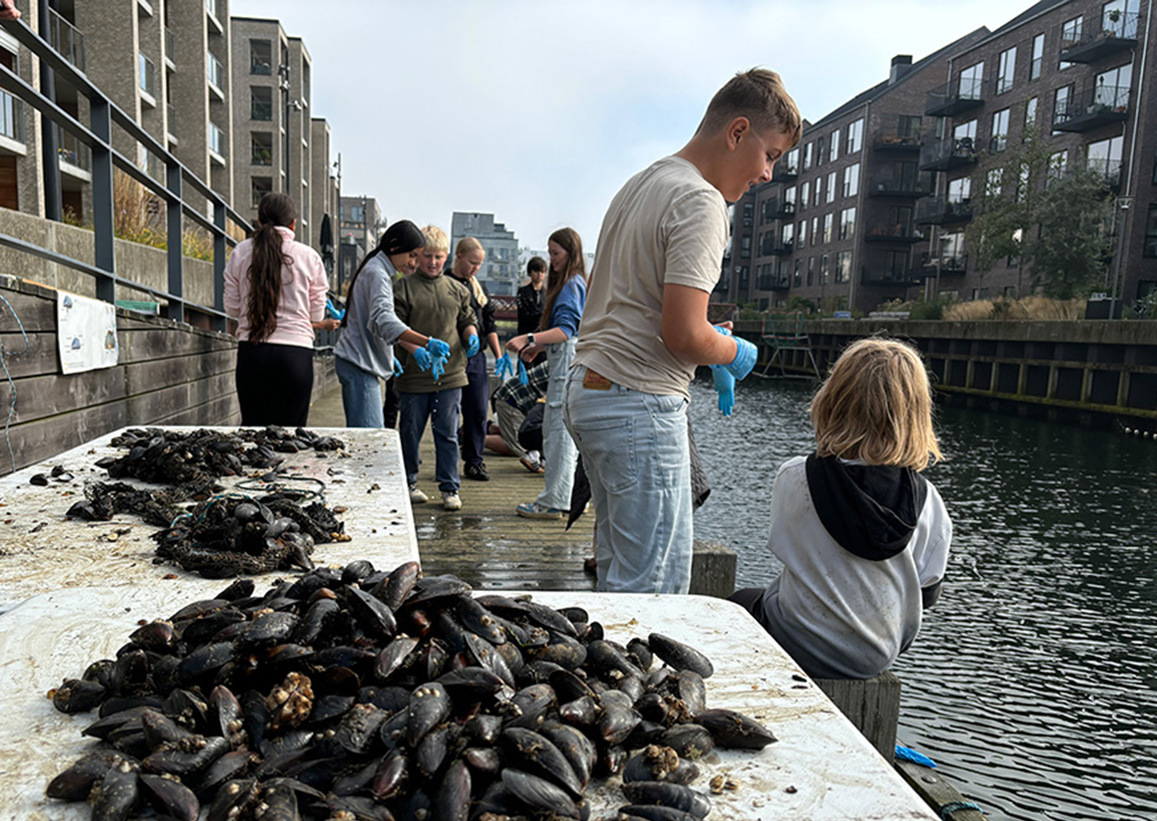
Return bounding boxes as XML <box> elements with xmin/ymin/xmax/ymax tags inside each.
<box><xmin>688</xmin><ymin>376</ymin><xmax>1157</xmax><ymax>821</ymax></box>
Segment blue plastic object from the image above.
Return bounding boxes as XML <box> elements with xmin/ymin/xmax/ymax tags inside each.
<box><xmin>465</xmin><ymin>334</ymin><xmax>480</xmax><ymax>358</ymax></box>
<box><xmin>392</xmin><ymin>357</ymin><xmax>404</xmax><ymax>378</ymax></box>
<box><xmin>518</xmin><ymin>358</ymin><xmax>529</xmax><ymax>386</ymax></box>
<box><xmin>894</xmin><ymin>745</ymin><xmax>938</xmax><ymax>768</ymax></box>
<box><xmin>426</xmin><ymin>337</ymin><xmax>451</xmax><ymax>358</ymax></box>
<box><xmin>712</xmin><ymin>365</ymin><xmax>736</xmax><ymax>416</ymax></box>
<box><xmin>726</xmin><ymin>336</ymin><xmax>758</xmax><ymax>381</ymax></box>
<box><xmin>325</xmin><ymin>297</ymin><xmax>345</xmax><ymax>320</ymax></box>
<box><xmin>495</xmin><ymin>352</ymin><xmax>514</xmax><ymax>380</ymax></box>
<box><xmin>431</xmin><ymin>353</ymin><xmax>447</xmax><ymax>381</ymax></box>
<box><xmin>412</xmin><ymin>347</ymin><xmax>433</xmax><ymax>372</ymax></box>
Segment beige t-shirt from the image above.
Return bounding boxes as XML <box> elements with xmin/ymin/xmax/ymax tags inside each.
<box><xmin>573</xmin><ymin>156</ymin><xmax>729</xmax><ymax>398</ymax></box>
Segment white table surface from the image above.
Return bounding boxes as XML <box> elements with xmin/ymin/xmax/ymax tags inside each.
<box><xmin>0</xmin><ymin>586</ymin><xmax>936</xmax><ymax>821</ymax></box>
<box><xmin>0</xmin><ymin>426</ymin><xmax>418</xmax><ymax>609</ymax></box>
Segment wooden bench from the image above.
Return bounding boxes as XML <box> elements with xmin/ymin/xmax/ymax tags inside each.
<box><xmin>814</xmin><ymin>671</ymin><xmax>901</xmax><ymax>758</ymax></box>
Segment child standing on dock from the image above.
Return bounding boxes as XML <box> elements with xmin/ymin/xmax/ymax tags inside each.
<box><xmin>566</xmin><ymin>68</ymin><xmax>801</xmax><ymax>593</ymax></box>
<box><xmin>729</xmin><ymin>338</ymin><xmax>952</xmax><ymax>679</ymax></box>
<box><xmin>394</xmin><ymin>226</ymin><xmax>478</xmax><ymax>511</ymax></box>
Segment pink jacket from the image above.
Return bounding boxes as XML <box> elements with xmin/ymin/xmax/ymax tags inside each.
<box><xmin>224</xmin><ymin>227</ymin><xmax>327</xmax><ymax>348</ymax></box>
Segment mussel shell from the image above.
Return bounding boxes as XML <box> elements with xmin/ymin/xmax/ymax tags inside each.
<box><xmin>455</xmin><ymin>596</ymin><xmax>506</xmax><ymax>645</ymax></box>
<box><xmin>694</xmin><ymin>707</ymin><xmax>778</xmax><ymax>750</ymax></box>
<box><xmin>375</xmin><ymin>560</ymin><xmax>422</xmax><ymax>611</ymax></box>
<box><xmin>308</xmin><ymin>694</ymin><xmax>356</xmax><ymax>725</ymax></box>
<box><xmin>462</xmin><ymin>745</ymin><xmax>502</xmax><ymax>775</ymax></box>
<box><xmin>628</xmin><ymin>637</ymin><xmax>654</xmax><ymax>671</ymax></box>
<box><xmin>45</xmin><ymin>751</ymin><xmax>128</xmax><ymax>801</ymax></box>
<box><xmin>90</xmin><ymin>760</ymin><xmax>139</xmax><ymax>821</ymax></box>
<box><xmin>416</xmin><ymin>723</ymin><xmax>456</xmax><ymax>777</ymax></box>
<box><xmin>539</xmin><ymin>720</ymin><xmax>597</xmax><ymax>791</ymax></box>
<box><xmin>129</xmin><ymin>620</ymin><xmax>177</xmax><ymax>653</ymax></box>
<box><xmin>658</xmin><ymin>723</ymin><xmax>716</xmax><ymax>760</ymax></box>
<box><xmin>238</xmin><ymin>611</ymin><xmax>299</xmax><ymax>646</ymax></box>
<box><xmin>506</xmin><ymin>682</ymin><xmax>557</xmax><ymax>730</ymax></box>
<box><xmin>559</xmin><ymin>695</ymin><xmax>599</xmax><ymax>728</ymax></box>
<box><xmin>345</xmin><ymin>586</ymin><xmax>398</xmax><ymax>639</ymax></box>
<box><xmin>501</xmin><ymin>768</ymin><xmax>580</xmax><ymax>820</ymax></box>
<box><xmin>341</xmin><ymin>559</ymin><xmax>376</xmax><ymax>586</ymax></box>
<box><xmin>430</xmin><ymin>759</ymin><xmax>471</xmax><ymax>821</ymax></box>
<box><xmin>622</xmin><ymin>780</ymin><xmax>712</xmax><ymax>819</ymax></box>
<box><xmin>464</xmin><ymin>631</ymin><xmax>516</xmax><ymax>688</ymax></box>
<box><xmin>52</xmin><ymin>678</ymin><xmax>106</xmax><ymax>714</ymax></box>
<box><xmin>196</xmin><ymin>749</ymin><xmax>257</xmax><ymax>799</ymax></box>
<box><xmin>370</xmin><ymin>748</ymin><xmax>408</xmax><ymax>800</ymax></box>
<box><xmin>502</xmin><ymin>727</ymin><xmax>584</xmax><ymax>798</ymax></box>
<box><xmin>334</xmin><ymin>703</ymin><xmax>388</xmax><ymax>755</ymax></box>
<box><xmin>407</xmin><ymin>682</ymin><xmax>450</xmax><ymax>746</ymax></box>
<box><xmin>463</xmin><ymin>713</ymin><xmax>504</xmax><ymax>744</ymax></box>
<box><xmin>648</xmin><ymin>633</ymin><xmax>715</xmax><ymax>679</ymax></box>
<box><xmin>207</xmin><ymin>778</ymin><xmax>261</xmax><ymax>821</ymax></box>
<box><xmin>549</xmin><ymin>668</ymin><xmax>596</xmax><ymax>703</ymax></box>
<box><xmin>373</xmin><ymin>635</ymin><xmax>420</xmax><ymax>682</ymax></box>
<box><xmin>437</xmin><ymin>665</ymin><xmax>509</xmax><ymax>699</ymax></box>
<box><xmin>142</xmin><ymin>734</ymin><xmax>229</xmax><ymax>778</ymax></box>
<box><xmin>140</xmin><ymin>708</ymin><xmax>194</xmax><ymax>749</ymax></box>
<box><xmin>139</xmin><ymin>773</ymin><xmax>200</xmax><ymax>821</ymax></box>
<box><xmin>598</xmin><ymin>689</ymin><xmax>641</xmax><ymax>745</ymax></box>
<box><xmin>586</xmin><ymin>640</ymin><xmax>643</xmax><ymax>678</ymax></box>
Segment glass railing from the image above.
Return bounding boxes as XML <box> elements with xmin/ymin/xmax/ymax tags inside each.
<box><xmin>138</xmin><ymin>52</ymin><xmax>156</xmax><ymax>97</ymax></box>
<box><xmin>166</xmin><ymin>103</ymin><xmax>177</xmax><ymax>138</ymax></box>
<box><xmin>56</xmin><ymin>125</ymin><xmax>91</xmax><ymax>171</ymax></box>
<box><xmin>0</xmin><ymin>90</ymin><xmax>24</xmax><ymax>143</ymax></box>
<box><xmin>207</xmin><ymin>52</ymin><xmax>224</xmax><ymax>90</ymax></box>
<box><xmin>205</xmin><ymin>0</ymin><xmax>220</xmax><ymax>22</ymax></box>
<box><xmin>48</xmin><ymin>8</ymin><xmax>86</xmax><ymax>71</ymax></box>
<box><xmin>164</xmin><ymin>27</ymin><xmax>175</xmax><ymax>64</ymax></box>
<box><xmin>208</xmin><ymin>121</ymin><xmax>225</xmax><ymax>157</ymax></box>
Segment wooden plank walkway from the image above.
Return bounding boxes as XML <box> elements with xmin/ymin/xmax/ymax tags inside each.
<box><xmin>309</xmin><ymin>384</ymin><xmax>597</xmax><ymax>593</ymax></box>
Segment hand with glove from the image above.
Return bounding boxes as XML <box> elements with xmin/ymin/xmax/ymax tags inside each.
<box><xmin>712</xmin><ymin>365</ymin><xmax>736</xmax><ymax>416</ymax></box>
<box><xmin>495</xmin><ymin>352</ymin><xmax>514</xmax><ymax>380</ymax></box>
<box><xmin>465</xmin><ymin>334</ymin><xmax>480</xmax><ymax>358</ymax></box>
<box><xmin>412</xmin><ymin>347</ymin><xmax>433</xmax><ymax>372</ymax></box>
<box><xmin>393</xmin><ymin>357</ymin><xmax>404</xmax><ymax>378</ymax></box>
<box><xmin>518</xmin><ymin>358</ymin><xmax>529</xmax><ymax>386</ymax></box>
<box><xmin>431</xmin><ymin>352</ymin><xmax>447</xmax><ymax>382</ymax></box>
<box><xmin>425</xmin><ymin>337</ymin><xmax>451</xmax><ymax>358</ymax></box>
<box><xmin>713</xmin><ymin>325</ymin><xmax>757</xmax><ymax>381</ymax></box>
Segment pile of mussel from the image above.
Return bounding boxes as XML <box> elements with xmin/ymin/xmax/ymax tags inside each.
<box><xmin>47</xmin><ymin>560</ymin><xmax>775</xmax><ymax>820</ymax></box>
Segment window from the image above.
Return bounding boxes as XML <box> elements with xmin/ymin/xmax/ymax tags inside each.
<box><xmin>830</xmin><ymin>129</ymin><xmax>839</xmax><ymax>162</ymax></box>
<box><xmin>803</xmin><ymin>142</ymin><xmax>813</xmax><ymax>170</ymax></box>
<box><xmin>990</xmin><ymin>108</ymin><xmax>1010</xmax><ymax>152</ymax></box>
<box><xmin>251</xmin><ymin>176</ymin><xmax>272</xmax><ymax>208</ymax></box>
<box><xmin>785</xmin><ymin>185</ymin><xmax>796</xmax><ymax>206</ymax></box>
<box><xmin>781</xmin><ymin>223</ymin><xmax>794</xmax><ymax>247</ymax></box>
<box><xmin>1025</xmin><ymin>96</ymin><xmax>1039</xmax><ymax>129</ymax></box>
<box><xmin>948</xmin><ymin>177</ymin><xmax>971</xmax><ymax>204</ymax></box>
<box><xmin>959</xmin><ymin>62</ymin><xmax>984</xmax><ymax>99</ymax></box>
<box><xmin>738</xmin><ymin>266</ymin><xmax>749</xmax><ymax>290</ymax></box>
<box><xmin>207</xmin><ymin>51</ymin><xmax>223</xmax><ymax>89</ymax></box>
<box><xmin>784</xmin><ymin>147</ymin><xmax>800</xmax><ymax>175</ymax></box>
<box><xmin>138</xmin><ymin>52</ymin><xmax>156</xmax><ymax>97</ymax></box>
<box><xmin>1087</xmin><ymin>135</ymin><xmax>1124</xmax><ymax>187</ymax></box>
<box><xmin>840</xmin><ymin>206</ymin><xmax>856</xmax><ymax>240</ymax></box>
<box><xmin>251</xmin><ymin>86</ymin><xmax>272</xmax><ymax>120</ymax></box>
<box><xmin>208</xmin><ymin>122</ymin><xmax>225</xmax><ymax>157</ymax></box>
<box><xmin>823</xmin><ymin>212</ymin><xmax>835</xmax><ymax>244</ymax></box>
<box><xmin>1145</xmin><ymin>205</ymin><xmax>1157</xmax><ymax>257</ymax></box>
<box><xmin>250</xmin><ymin>39</ymin><xmax>272</xmax><ymax>75</ymax></box>
<box><xmin>843</xmin><ymin>163</ymin><xmax>860</xmax><ymax>198</ymax></box>
<box><xmin>1103</xmin><ymin>0</ymin><xmax>1137</xmax><ymax>37</ymax></box>
<box><xmin>846</xmin><ymin>118</ymin><xmax>863</xmax><ymax>153</ymax></box>
<box><xmin>740</xmin><ymin>235</ymin><xmax>751</xmax><ymax>258</ymax></box>
<box><xmin>1052</xmin><ymin>85</ymin><xmax>1072</xmax><ymax>132</ymax></box>
<box><xmin>997</xmin><ymin>47</ymin><xmax>1016</xmax><ymax>94</ymax></box>
<box><xmin>1095</xmin><ymin>63</ymin><xmax>1132</xmax><ymax>111</ymax></box>
<box><xmin>813</xmin><ymin>179</ymin><xmax>822</xmax><ymax>208</ymax></box>
<box><xmin>986</xmin><ymin>168</ymin><xmax>1003</xmax><ymax>197</ymax></box>
<box><xmin>885</xmin><ymin>251</ymin><xmax>910</xmax><ymax>277</ymax></box>
<box><xmin>742</xmin><ymin>201</ymin><xmax>754</xmax><ymax>227</ymax></box>
<box><xmin>800</xmin><ymin>181</ymin><xmax>810</xmax><ymax>211</ymax></box>
<box><xmin>250</xmin><ymin>131</ymin><xmax>272</xmax><ymax>165</ymax></box>
<box><xmin>954</xmin><ymin>119</ymin><xmax>977</xmax><ymax>143</ymax></box>
<box><xmin>826</xmin><ymin>171</ymin><xmax>837</xmax><ymax>203</ymax></box>
<box><xmin>1030</xmin><ymin>33</ymin><xmax>1044</xmax><ymax>80</ymax></box>
<box><xmin>797</xmin><ymin>220</ymin><xmax>807</xmax><ymax>248</ymax></box>
<box><xmin>1048</xmin><ymin>149</ymin><xmax>1068</xmax><ymax>184</ymax></box>
<box><xmin>816</xmin><ymin>137</ymin><xmax>825</xmax><ymax>166</ymax></box>
<box><xmin>820</xmin><ymin>254</ymin><xmax>830</xmax><ymax>284</ymax></box>
<box><xmin>835</xmin><ymin>251</ymin><xmax>852</xmax><ymax>283</ymax></box>
<box><xmin>898</xmin><ymin>115</ymin><xmax>921</xmax><ymax>139</ymax></box>
<box><xmin>793</xmin><ymin>258</ymin><xmax>802</xmax><ymax>287</ymax></box>
<box><xmin>807</xmin><ymin>256</ymin><xmax>815</xmax><ymax>286</ymax></box>
<box><xmin>1060</xmin><ymin>16</ymin><xmax>1083</xmax><ymax>69</ymax></box>
<box><xmin>811</xmin><ymin>216</ymin><xmax>819</xmax><ymax>246</ymax></box>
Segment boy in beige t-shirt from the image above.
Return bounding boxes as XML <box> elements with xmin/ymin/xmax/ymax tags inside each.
<box><xmin>566</xmin><ymin>69</ymin><xmax>801</xmax><ymax>594</ymax></box>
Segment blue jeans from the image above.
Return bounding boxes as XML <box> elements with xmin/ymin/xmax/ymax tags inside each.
<box><xmin>336</xmin><ymin>356</ymin><xmax>383</xmax><ymax>428</ymax></box>
<box><xmin>564</xmin><ymin>365</ymin><xmax>692</xmax><ymax>593</ymax></box>
<box><xmin>399</xmin><ymin>388</ymin><xmax>462</xmax><ymax>492</ymax></box>
<box><xmin>536</xmin><ymin>337</ymin><xmax>578</xmax><ymax>510</ymax></box>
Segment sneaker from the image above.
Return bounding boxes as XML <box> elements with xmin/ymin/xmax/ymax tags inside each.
<box><xmin>441</xmin><ymin>491</ymin><xmax>462</xmax><ymax>511</ymax></box>
<box><xmin>409</xmin><ymin>484</ymin><xmax>428</xmax><ymax>504</ymax></box>
<box><xmin>516</xmin><ymin>501</ymin><xmax>565</xmax><ymax>520</ymax></box>
<box><xmin>464</xmin><ymin>462</ymin><xmax>490</xmax><ymax>481</ymax></box>
<box><xmin>520</xmin><ymin>455</ymin><xmax>545</xmax><ymax>474</ymax></box>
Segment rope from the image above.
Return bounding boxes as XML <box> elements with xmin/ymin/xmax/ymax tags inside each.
<box><xmin>234</xmin><ymin>474</ymin><xmax>326</xmax><ymax>504</ymax></box>
<box><xmin>0</xmin><ymin>292</ymin><xmax>30</xmax><ymax>474</ymax></box>
<box><xmin>940</xmin><ymin>800</ymin><xmax>984</xmax><ymax>818</ymax></box>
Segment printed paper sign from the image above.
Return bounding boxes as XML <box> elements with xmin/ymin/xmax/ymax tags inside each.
<box><xmin>57</xmin><ymin>291</ymin><xmax>119</xmax><ymax>374</ymax></box>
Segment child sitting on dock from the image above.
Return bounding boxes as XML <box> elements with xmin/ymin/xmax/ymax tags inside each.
<box><xmin>729</xmin><ymin>338</ymin><xmax>952</xmax><ymax>680</ymax></box>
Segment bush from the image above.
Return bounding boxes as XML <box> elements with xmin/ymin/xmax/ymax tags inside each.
<box><xmin>942</xmin><ymin>296</ymin><xmax>1084</xmax><ymax>321</ymax></box>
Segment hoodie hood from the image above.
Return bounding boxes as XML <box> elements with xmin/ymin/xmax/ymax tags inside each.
<box><xmin>805</xmin><ymin>454</ymin><xmax>928</xmax><ymax>561</ymax></box>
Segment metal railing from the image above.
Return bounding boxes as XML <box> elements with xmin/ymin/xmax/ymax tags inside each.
<box><xmin>1061</xmin><ymin>10</ymin><xmax>1140</xmax><ymax>50</ymax></box>
<box><xmin>47</xmin><ymin>8</ymin><xmax>85</xmax><ymax>71</ymax></box>
<box><xmin>0</xmin><ymin>16</ymin><xmax>251</xmax><ymax>330</ymax></box>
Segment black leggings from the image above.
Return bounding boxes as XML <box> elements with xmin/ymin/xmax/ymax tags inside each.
<box><xmin>235</xmin><ymin>341</ymin><xmax>314</xmax><ymax>427</ymax></box>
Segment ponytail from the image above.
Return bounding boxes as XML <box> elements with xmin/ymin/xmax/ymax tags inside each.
<box><xmin>247</xmin><ymin>192</ymin><xmax>296</xmax><ymax>343</ymax></box>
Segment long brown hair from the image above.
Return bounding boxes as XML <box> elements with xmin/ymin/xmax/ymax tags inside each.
<box><xmin>247</xmin><ymin>192</ymin><xmax>296</xmax><ymax>343</ymax></box>
<box><xmin>540</xmin><ymin>227</ymin><xmax>585</xmax><ymax>332</ymax></box>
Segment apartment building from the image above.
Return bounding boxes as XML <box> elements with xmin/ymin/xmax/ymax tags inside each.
<box><xmin>450</xmin><ymin>211</ymin><xmax>520</xmax><ymax>295</ymax></box>
<box><xmin>725</xmin><ymin>0</ymin><xmax>1156</xmax><ymax>313</ymax></box>
<box><xmin>338</xmin><ymin>195</ymin><xmax>382</xmax><ymax>260</ymax></box>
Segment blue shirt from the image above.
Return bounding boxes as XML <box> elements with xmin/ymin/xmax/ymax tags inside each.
<box><xmin>551</xmin><ymin>276</ymin><xmax>587</xmax><ymax>338</ymax></box>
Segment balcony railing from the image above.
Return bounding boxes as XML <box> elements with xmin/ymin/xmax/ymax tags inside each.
<box><xmin>919</xmin><ymin>136</ymin><xmax>977</xmax><ymax>171</ymax></box>
<box><xmin>0</xmin><ymin>90</ymin><xmax>25</xmax><ymax>143</ymax></box>
<box><xmin>868</xmin><ymin>174</ymin><xmax>933</xmax><ymax>197</ymax></box>
<box><xmin>757</xmin><ymin>274</ymin><xmax>791</xmax><ymax>291</ymax></box>
<box><xmin>166</xmin><ymin>103</ymin><xmax>177</xmax><ymax>139</ymax></box>
<box><xmin>48</xmin><ymin>8</ymin><xmax>86</xmax><ymax>71</ymax></box>
<box><xmin>873</xmin><ymin>129</ymin><xmax>923</xmax><ymax>151</ymax></box>
<box><xmin>762</xmin><ymin>240</ymin><xmax>794</xmax><ymax>256</ymax></box>
<box><xmin>923</xmin><ymin>254</ymin><xmax>969</xmax><ymax>275</ymax></box>
<box><xmin>1053</xmin><ymin>82</ymin><xmax>1130</xmax><ymax>132</ymax></box>
<box><xmin>138</xmin><ymin>52</ymin><xmax>156</xmax><ymax>98</ymax></box>
<box><xmin>1060</xmin><ymin>11</ymin><xmax>1139</xmax><ymax>62</ymax></box>
<box><xmin>1086</xmin><ymin>158</ymin><xmax>1124</xmax><ymax>192</ymax></box>
<box><xmin>771</xmin><ymin>161</ymin><xmax>798</xmax><ymax>182</ymax></box>
<box><xmin>164</xmin><ymin>27</ymin><xmax>175</xmax><ymax>65</ymax></box>
<box><xmin>926</xmin><ymin>75</ymin><xmax>986</xmax><ymax>118</ymax></box>
<box><xmin>205</xmin><ymin>0</ymin><xmax>221</xmax><ymax>22</ymax></box>
<box><xmin>56</xmin><ymin>125</ymin><xmax>91</xmax><ymax>171</ymax></box>
<box><xmin>207</xmin><ymin>52</ymin><xmax>224</xmax><ymax>90</ymax></box>
<box><xmin>916</xmin><ymin>197</ymin><xmax>974</xmax><ymax>225</ymax></box>
<box><xmin>208</xmin><ymin>121</ymin><xmax>225</xmax><ymax>157</ymax></box>
<box><xmin>861</xmin><ymin>264</ymin><xmax>923</xmax><ymax>286</ymax></box>
<box><xmin>865</xmin><ymin>223</ymin><xmax>924</xmax><ymax>242</ymax></box>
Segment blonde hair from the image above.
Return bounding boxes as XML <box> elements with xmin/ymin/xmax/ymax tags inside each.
<box><xmin>420</xmin><ymin>225</ymin><xmax>449</xmax><ymax>254</ymax></box>
<box><xmin>699</xmin><ymin>68</ymin><xmax>802</xmax><ymax>148</ymax></box>
<box><xmin>810</xmin><ymin>338</ymin><xmax>941</xmax><ymax>471</ymax></box>
<box><xmin>454</xmin><ymin>236</ymin><xmax>487</xmax><ymax>307</ymax></box>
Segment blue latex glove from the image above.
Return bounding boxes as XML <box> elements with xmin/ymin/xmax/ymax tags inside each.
<box><xmin>431</xmin><ymin>352</ymin><xmax>447</xmax><ymax>381</ymax></box>
<box><xmin>325</xmin><ymin>297</ymin><xmax>345</xmax><ymax>320</ymax></box>
<box><xmin>392</xmin><ymin>357</ymin><xmax>404</xmax><ymax>378</ymax></box>
<box><xmin>713</xmin><ymin>324</ymin><xmax>757</xmax><ymax>381</ymax></box>
<box><xmin>895</xmin><ymin>745</ymin><xmax>938</xmax><ymax>768</ymax></box>
<box><xmin>518</xmin><ymin>358</ymin><xmax>529</xmax><ymax>386</ymax></box>
<box><xmin>426</xmin><ymin>338</ymin><xmax>451</xmax><ymax>358</ymax></box>
<box><xmin>465</xmin><ymin>334</ymin><xmax>480</xmax><ymax>358</ymax></box>
<box><xmin>712</xmin><ymin>365</ymin><xmax>736</xmax><ymax>416</ymax></box>
<box><xmin>495</xmin><ymin>352</ymin><xmax>514</xmax><ymax>380</ymax></box>
<box><xmin>412</xmin><ymin>347</ymin><xmax>433</xmax><ymax>372</ymax></box>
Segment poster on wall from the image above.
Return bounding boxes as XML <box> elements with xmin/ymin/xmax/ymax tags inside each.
<box><xmin>57</xmin><ymin>291</ymin><xmax>119</xmax><ymax>375</ymax></box>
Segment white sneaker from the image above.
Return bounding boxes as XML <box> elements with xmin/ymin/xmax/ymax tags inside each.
<box><xmin>441</xmin><ymin>491</ymin><xmax>462</xmax><ymax>511</ymax></box>
<box><xmin>409</xmin><ymin>484</ymin><xmax>428</xmax><ymax>504</ymax></box>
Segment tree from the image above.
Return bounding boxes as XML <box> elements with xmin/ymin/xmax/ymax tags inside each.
<box><xmin>965</xmin><ymin>122</ymin><xmax>1114</xmax><ymax>299</ymax></box>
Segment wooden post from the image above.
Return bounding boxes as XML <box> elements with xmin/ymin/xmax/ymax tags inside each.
<box><xmin>814</xmin><ymin>671</ymin><xmax>902</xmax><ymax>758</ymax></box>
<box><xmin>690</xmin><ymin>539</ymin><xmax>737</xmax><ymax>598</ymax></box>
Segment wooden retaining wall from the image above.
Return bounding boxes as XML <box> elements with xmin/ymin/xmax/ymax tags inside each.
<box><xmin>741</xmin><ymin>317</ymin><xmax>1157</xmax><ymax>428</ymax></box>
<box><xmin>0</xmin><ymin>276</ymin><xmax>337</xmax><ymax>476</ymax></box>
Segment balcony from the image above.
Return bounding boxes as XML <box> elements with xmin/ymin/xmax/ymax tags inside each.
<box><xmin>916</xmin><ymin>197</ymin><xmax>973</xmax><ymax>226</ymax></box>
<box><xmin>919</xmin><ymin>136</ymin><xmax>977</xmax><ymax>171</ymax></box>
<box><xmin>757</xmin><ymin>274</ymin><xmax>791</xmax><ymax>291</ymax></box>
<box><xmin>48</xmin><ymin>8</ymin><xmax>86</xmax><ymax>72</ymax></box>
<box><xmin>56</xmin><ymin>126</ymin><xmax>91</xmax><ymax>175</ymax></box>
<box><xmin>872</xmin><ymin>129</ymin><xmax>922</xmax><ymax>152</ymax></box>
<box><xmin>868</xmin><ymin>174</ymin><xmax>933</xmax><ymax>198</ymax></box>
<box><xmin>164</xmin><ymin>27</ymin><xmax>175</xmax><ymax>67</ymax></box>
<box><xmin>926</xmin><ymin>76</ymin><xmax>986</xmax><ymax>118</ymax></box>
<box><xmin>771</xmin><ymin>161</ymin><xmax>798</xmax><ymax>183</ymax></box>
<box><xmin>208</xmin><ymin>122</ymin><xmax>226</xmax><ymax>163</ymax></box>
<box><xmin>1053</xmin><ymin>82</ymin><xmax>1130</xmax><ymax>133</ymax></box>
<box><xmin>761</xmin><ymin>240</ymin><xmax>794</xmax><ymax>256</ymax></box>
<box><xmin>1060</xmin><ymin>12</ymin><xmax>1139</xmax><ymax>63</ymax></box>
<box><xmin>166</xmin><ymin>103</ymin><xmax>177</xmax><ymax>141</ymax></box>
<box><xmin>923</xmin><ymin>253</ymin><xmax>969</xmax><ymax>276</ymax></box>
<box><xmin>0</xmin><ymin>90</ymin><xmax>24</xmax><ymax>145</ymax></box>
<box><xmin>138</xmin><ymin>53</ymin><xmax>157</xmax><ymax>102</ymax></box>
<box><xmin>1086</xmin><ymin>158</ymin><xmax>1124</xmax><ymax>192</ymax></box>
<box><xmin>774</xmin><ymin>199</ymin><xmax>796</xmax><ymax>219</ymax></box>
<box><xmin>207</xmin><ymin>52</ymin><xmax>225</xmax><ymax>92</ymax></box>
<box><xmin>865</xmin><ymin>223</ymin><xmax>924</xmax><ymax>243</ymax></box>
<box><xmin>861</xmin><ymin>264</ymin><xmax>923</xmax><ymax>287</ymax></box>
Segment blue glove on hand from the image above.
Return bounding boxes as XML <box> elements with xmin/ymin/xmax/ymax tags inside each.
<box><xmin>465</xmin><ymin>334</ymin><xmax>480</xmax><ymax>358</ymax></box>
<box><xmin>426</xmin><ymin>338</ymin><xmax>451</xmax><ymax>358</ymax></box>
<box><xmin>726</xmin><ymin>336</ymin><xmax>758</xmax><ymax>381</ymax></box>
<box><xmin>325</xmin><ymin>297</ymin><xmax>345</xmax><ymax>320</ymax></box>
<box><xmin>412</xmin><ymin>347</ymin><xmax>433</xmax><ymax>372</ymax></box>
<box><xmin>495</xmin><ymin>352</ymin><xmax>514</xmax><ymax>380</ymax></box>
<box><xmin>518</xmin><ymin>358</ymin><xmax>529</xmax><ymax>386</ymax></box>
<box><xmin>431</xmin><ymin>352</ymin><xmax>447</xmax><ymax>381</ymax></box>
<box><xmin>393</xmin><ymin>357</ymin><xmax>404</xmax><ymax>378</ymax></box>
<box><xmin>712</xmin><ymin>365</ymin><xmax>736</xmax><ymax>416</ymax></box>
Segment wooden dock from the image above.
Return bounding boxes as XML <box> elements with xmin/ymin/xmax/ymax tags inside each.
<box><xmin>308</xmin><ymin>384</ymin><xmax>597</xmax><ymax>592</ymax></box>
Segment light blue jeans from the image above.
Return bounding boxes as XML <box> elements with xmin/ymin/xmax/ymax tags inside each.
<box><xmin>398</xmin><ymin>388</ymin><xmax>462</xmax><ymax>492</ymax></box>
<box><xmin>335</xmin><ymin>356</ymin><xmax>384</xmax><ymax>428</ymax></box>
<box><xmin>564</xmin><ymin>365</ymin><xmax>693</xmax><ymax>593</ymax></box>
<box><xmin>536</xmin><ymin>337</ymin><xmax>578</xmax><ymax>510</ymax></box>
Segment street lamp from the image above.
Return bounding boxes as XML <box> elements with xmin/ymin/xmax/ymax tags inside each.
<box><xmin>1109</xmin><ymin>196</ymin><xmax>1133</xmax><ymax>319</ymax></box>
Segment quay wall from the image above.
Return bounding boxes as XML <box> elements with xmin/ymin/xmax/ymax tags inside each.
<box><xmin>0</xmin><ymin>276</ymin><xmax>337</xmax><ymax>476</ymax></box>
<box><xmin>737</xmin><ymin>318</ymin><xmax>1157</xmax><ymax>429</ymax></box>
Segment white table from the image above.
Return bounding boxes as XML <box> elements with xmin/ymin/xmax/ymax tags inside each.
<box><xmin>0</xmin><ymin>586</ymin><xmax>936</xmax><ymax>820</ymax></box>
<box><xmin>0</xmin><ymin>426</ymin><xmax>418</xmax><ymax>609</ymax></box>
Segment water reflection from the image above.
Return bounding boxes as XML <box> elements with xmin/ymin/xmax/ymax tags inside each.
<box><xmin>689</xmin><ymin>376</ymin><xmax>1157</xmax><ymax>821</ymax></box>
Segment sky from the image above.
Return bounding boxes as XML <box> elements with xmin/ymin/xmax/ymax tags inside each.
<box><xmin>235</xmin><ymin>0</ymin><xmax>1034</xmax><ymax>254</ymax></box>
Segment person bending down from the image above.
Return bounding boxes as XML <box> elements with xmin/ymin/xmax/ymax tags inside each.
<box><xmin>729</xmin><ymin>338</ymin><xmax>953</xmax><ymax>680</ymax></box>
